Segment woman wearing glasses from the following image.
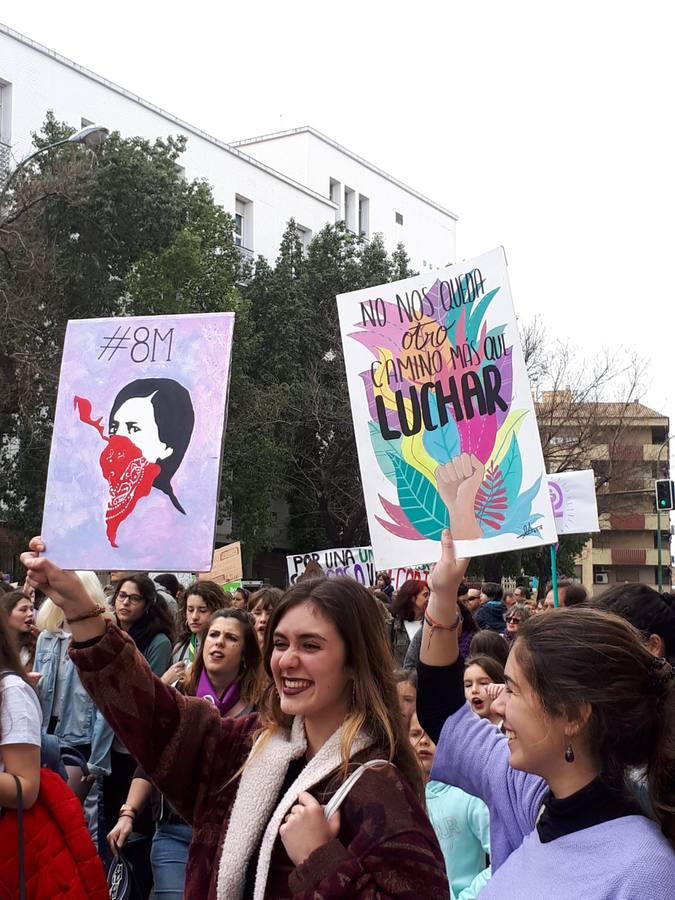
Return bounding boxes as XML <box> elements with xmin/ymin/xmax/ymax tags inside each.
<box><xmin>94</xmin><ymin>575</ymin><xmax>174</xmax><ymax>896</ymax></box>
<box><xmin>503</xmin><ymin>604</ymin><xmax>532</xmax><ymax>645</ymax></box>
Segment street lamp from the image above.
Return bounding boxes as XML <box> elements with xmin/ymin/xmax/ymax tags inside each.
<box><xmin>0</xmin><ymin>124</ymin><xmax>109</xmax><ymax>211</ymax></box>
<box><xmin>656</xmin><ymin>435</ymin><xmax>674</xmax><ymax>592</ymax></box>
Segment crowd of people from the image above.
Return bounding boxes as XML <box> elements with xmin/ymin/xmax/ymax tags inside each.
<box><xmin>0</xmin><ymin>539</ymin><xmax>674</xmax><ymax>898</ymax></box>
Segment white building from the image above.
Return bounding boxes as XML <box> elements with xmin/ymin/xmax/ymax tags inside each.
<box><xmin>0</xmin><ymin>22</ymin><xmax>457</xmax><ymax>270</ymax></box>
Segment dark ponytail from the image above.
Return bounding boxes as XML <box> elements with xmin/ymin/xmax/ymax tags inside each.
<box><xmin>517</xmin><ymin>607</ymin><xmax>675</xmax><ymax>847</ymax></box>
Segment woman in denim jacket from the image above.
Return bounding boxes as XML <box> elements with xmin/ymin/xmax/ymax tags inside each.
<box><xmin>33</xmin><ymin>573</ymin><xmax>112</xmax><ymax>839</ymax></box>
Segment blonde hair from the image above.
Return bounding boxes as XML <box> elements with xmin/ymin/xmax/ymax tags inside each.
<box><xmin>35</xmin><ymin>571</ymin><xmax>109</xmax><ymax>633</ymax></box>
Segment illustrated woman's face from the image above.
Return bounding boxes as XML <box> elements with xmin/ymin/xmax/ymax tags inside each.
<box><xmin>271</xmin><ymin>602</ymin><xmax>350</xmax><ymax>728</ymax></box>
<box><xmin>202</xmin><ymin>617</ymin><xmax>244</xmax><ymax>680</ymax></box>
<box><xmin>9</xmin><ymin>599</ymin><xmax>34</xmax><ymax>633</ymax></box>
<box><xmin>464</xmin><ymin>663</ymin><xmax>496</xmax><ymax>720</ymax></box>
<box><xmin>409</xmin><ymin>713</ymin><xmax>436</xmax><ymax>774</ymax></box>
<box><xmin>186</xmin><ymin>594</ymin><xmax>211</xmax><ymax>634</ymax></box>
<box><xmin>110</xmin><ymin>395</ymin><xmax>173</xmax><ymax>464</ymax></box>
<box><xmin>115</xmin><ymin>580</ymin><xmax>146</xmax><ymax>628</ymax></box>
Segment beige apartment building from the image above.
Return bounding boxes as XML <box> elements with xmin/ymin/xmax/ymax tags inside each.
<box><xmin>537</xmin><ymin>395</ymin><xmax>671</xmax><ymax>595</ymax></box>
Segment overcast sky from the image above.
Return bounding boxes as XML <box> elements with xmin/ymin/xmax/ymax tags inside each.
<box><xmin>3</xmin><ymin>1</ymin><xmax>674</xmax><ymax>432</ymax></box>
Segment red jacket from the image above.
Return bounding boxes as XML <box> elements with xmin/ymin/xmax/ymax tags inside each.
<box><xmin>0</xmin><ymin>768</ymin><xmax>108</xmax><ymax>900</ymax></box>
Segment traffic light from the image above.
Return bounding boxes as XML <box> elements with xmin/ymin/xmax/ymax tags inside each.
<box><xmin>655</xmin><ymin>479</ymin><xmax>675</xmax><ymax>512</ymax></box>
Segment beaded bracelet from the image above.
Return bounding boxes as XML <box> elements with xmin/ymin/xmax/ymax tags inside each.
<box><xmin>424</xmin><ymin>609</ymin><xmax>461</xmax><ymax>649</ymax></box>
<box><xmin>67</xmin><ymin>604</ymin><xmax>106</xmax><ymax>624</ymax></box>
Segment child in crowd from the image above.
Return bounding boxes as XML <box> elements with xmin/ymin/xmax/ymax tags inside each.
<box><xmin>463</xmin><ymin>656</ymin><xmax>505</xmax><ymax>727</ymax></box>
<box><xmin>395</xmin><ymin>668</ymin><xmax>417</xmax><ymax>730</ymax></box>
<box><xmin>410</xmin><ymin>712</ymin><xmax>491</xmax><ymax>900</ymax></box>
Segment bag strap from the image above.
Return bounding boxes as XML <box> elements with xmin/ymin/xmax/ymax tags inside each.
<box><xmin>323</xmin><ymin>759</ymin><xmax>393</xmax><ymax>820</ymax></box>
<box><xmin>11</xmin><ymin>774</ymin><xmax>26</xmax><ymax>900</ymax></box>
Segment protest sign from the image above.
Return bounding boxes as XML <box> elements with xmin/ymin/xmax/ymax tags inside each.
<box><xmin>547</xmin><ymin>470</ymin><xmax>599</xmax><ymax>535</ymax></box>
<box><xmin>287</xmin><ymin>547</ymin><xmax>375</xmax><ymax>586</ymax></box>
<box><xmin>42</xmin><ymin>313</ymin><xmax>234</xmax><ymax>571</ymax></box>
<box><xmin>199</xmin><ymin>541</ymin><xmax>243</xmax><ymax>587</ymax></box>
<box><xmin>337</xmin><ymin>247</ymin><xmax>557</xmax><ymax>568</ymax></box>
<box><xmin>286</xmin><ymin>546</ymin><xmax>432</xmax><ymax>589</ymax></box>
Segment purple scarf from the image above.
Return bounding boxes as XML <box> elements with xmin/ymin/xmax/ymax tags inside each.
<box><xmin>196</xmin><ymin>668</ymin><xmax>241</xmax><ymax>716</ymax></box>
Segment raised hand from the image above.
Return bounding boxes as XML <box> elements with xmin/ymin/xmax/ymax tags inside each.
<box><xmin>21</xmin><ymin>537</ymin><xmax>93</xmax><ymax>616</ymax></box>
<box><xmin>436</xmin><ymin>453</ymin><xmax>485</xmax><ymax>540</ymax></box>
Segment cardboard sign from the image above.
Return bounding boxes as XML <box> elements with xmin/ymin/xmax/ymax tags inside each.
<box><xmin>42</xmin><ymin>313</ymin><xmax>234</xmax><ymax>571</ymax></box>
<box><xmin>547</xmin><ymin>470</ymin><xmax>600</xmax><ymax>535</ymax></box>
<box><xmin>199</xmin><ymin>542</ymin><xmax>243</xmax><ymax>586</ymax></box>
<box><xmin>337</xmin><ymin>248</ymin><xmax>557</xmax><ymax>567</ymax></box>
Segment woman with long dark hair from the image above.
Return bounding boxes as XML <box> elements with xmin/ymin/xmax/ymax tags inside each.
<box><xmin>417</xmin><ymin>531</ymin><xmax>675</xmax><ymax>898</ymax></box>
<box><xmin>108</xmin><ymin>609</ymin><xmax>263</xmax><ymax>900</ymax></box>
<box><xmin>163</xmin><ymin>580</ymin><xmax>226</xmax><ymax>687</ymax></box>
<box><xmin>390</xmin><ymin>579</ymin><xmax>429</xmax><ymax>665</ymax></box>
<box><xmin>21</xmin><ymin>539</ymin><xmax>450</xmax><ymax>899</ymax></box>
<box><xmin>0</xmin><ymin>589</ymin><xmax>37</xmax><ymax>667</ymax></box>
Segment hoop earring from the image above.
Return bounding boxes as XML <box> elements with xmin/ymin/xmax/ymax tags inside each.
<box><xmin>564</xmin><ymin>743</ymin><xmax>575</xmax><ymax>763</ymax></box>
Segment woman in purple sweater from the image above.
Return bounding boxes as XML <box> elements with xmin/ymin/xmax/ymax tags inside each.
<box><xmin>417</xmin><ymin>529</ymin><xmax>675</xmax><ymax>899</ymax></box>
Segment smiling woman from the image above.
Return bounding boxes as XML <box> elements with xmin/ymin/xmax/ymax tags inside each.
<box><xmin>20</xmin><ymin>539</ymin><xmax>450</xmax><ymax>900</ymax></box>
<box><xmin>417</xmin><ymin>531</ymin><xmax>675</xmax><ymax>900</ymax></box>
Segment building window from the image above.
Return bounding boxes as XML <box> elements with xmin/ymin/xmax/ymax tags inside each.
<box><xmin>395</xmin><ymin>211</ymin><xmax>403</xmax><ymax>225</ymax></box>
<box><xmin>344</xmin><ymin>187</ymin><xmax>356</xmax><ymax>233</ymax></box>
<box><xmin>296</xmin><ymin>224</ymin><xmax>313</xmax><ymax>254</ymax></box>
<box><xmin>358</xmin><ymin>195</ymin><xmax>370</xmax><ymax>238</ymax></box>
<box><xmin>0</xmin><ymin>80</ymin><xmax>11</xmax><ymax>183</ymax></box>
<box><xmin>234</xmin><ymin>195</ymin><xmax>253</xmax><ymax>255</ymax></box>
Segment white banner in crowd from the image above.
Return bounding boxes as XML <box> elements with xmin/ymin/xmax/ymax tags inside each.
<box><xmin>337</xmin><ymin>247</ymin><xmax>557</xmax><ymax>568</ymax></box>
<box><xmin>286</xmin><ymin>546</ymin><xmax>432</xmax><ymax>589</ymax></box>
<box><xmin>547</xmin><ymin>469</ymin><xmax>600</xmax><ymax>535</ymax></box>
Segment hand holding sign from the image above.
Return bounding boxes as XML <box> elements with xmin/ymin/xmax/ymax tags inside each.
<box><xmin>436</xmin><ymin>453</ymin><xmax>485</xmax><ymax>540</ymax></box>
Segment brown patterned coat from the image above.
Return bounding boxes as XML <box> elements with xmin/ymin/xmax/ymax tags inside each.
<box><xmin>71</xmin><ymin>623</ymin><xmax>450</xmax><ymax>899</ymax></box>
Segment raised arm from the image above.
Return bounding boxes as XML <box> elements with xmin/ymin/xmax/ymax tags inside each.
<box><xmin>21</xmin><ymin>540</ymin><xmax>256</xmax><ymax>824</ymax></box>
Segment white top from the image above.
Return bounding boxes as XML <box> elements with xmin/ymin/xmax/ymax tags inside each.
<box><xmin>404</xmin><ymin>619</ymin><xmax>422</xmax><ymax>642</ymax></box>
<box><xmin>0</xmin><ymin>673</ymin><xmax>42</xmax><ymax>775</ymax></box>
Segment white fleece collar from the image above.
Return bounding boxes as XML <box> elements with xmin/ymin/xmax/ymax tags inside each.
<box><xmin>216</xmin><ymin>716</ymin><xmax>373</xmax><ymax>900</ymax></box>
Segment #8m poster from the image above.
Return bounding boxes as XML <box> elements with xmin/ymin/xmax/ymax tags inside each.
<box><xmin>337</xmin><ymin>247</ymin><xmax>557</xmax><ymax>568</ymax></box>
<box><xmin>42</xmin><ymin>312</ymin><xmax>234</xmax><ymax>571</ymax></box>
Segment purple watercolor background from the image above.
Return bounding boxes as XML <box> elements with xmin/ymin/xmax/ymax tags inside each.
<box><xmin>41</xmin><ymin>313</ymin><xmax>234</xmax><ymax>572</ymax></box>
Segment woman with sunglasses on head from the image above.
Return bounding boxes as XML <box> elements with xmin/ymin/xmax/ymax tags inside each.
<box><xmin>108</xmin><ymin>608</ymin><xmax>263</xmax><ymax>900</ymax></box>
<box><xmin>22</xmin><ymin>538</ymin><xmax>450</xmax><ymax>899</ymax></box>
<box><xmin>417</xmin><ymin>528</ymin><xmax>675</xmax><ymax>899</ymax></box>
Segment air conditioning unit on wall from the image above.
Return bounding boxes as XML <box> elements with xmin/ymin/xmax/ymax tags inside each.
<box><xmin>595</xmin><ymin>573</ymin><xmax>609</xmax><ymax>585</ymax></box>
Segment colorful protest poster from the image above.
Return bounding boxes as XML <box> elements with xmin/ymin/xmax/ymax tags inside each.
<box><xmin>199</xmin><ymin>541</ymin><xmax>243</xmax><ymax>586</ymax></box>
<box><xmin>547</xmin><ymin>470</ymin><xmax>599</xmax><ymax>535</ymax></box>
<box><xmin>337</xmin><ymin>247</ymin><xmax>557</xmax><ymax>567</ymax></box>
<box><xmin>42</xmin><ymin>313</ymin><xmax>234</xmax><ymax>571</ymax></box>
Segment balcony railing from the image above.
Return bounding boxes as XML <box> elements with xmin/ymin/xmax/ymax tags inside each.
<box><xmin>0</xmin><ymin>141</ymin><xmax>10</xmax><ymax>184</ymax></box>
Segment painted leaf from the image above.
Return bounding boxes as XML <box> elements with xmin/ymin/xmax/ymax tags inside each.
<box><xmin>392</xmin><ymin>453</ymin><xmax>449</xmax><ymax>541</ymax></box>
<box><xmin>474</xmin><ymin>460</ymin><xmax>508</xmax><ymax>531</ymax></box>
<box><xmin>500</xmin><ymin>476</ymin><xmax>544</xmax><ymax>536</ymax></box>
<box><xmin>375</xmin><ymin>493</ymin><xmax>426</xmax><ymax>541</ymax></box>
<box><xmin>369</xmin><ymin>421</ymin><xmax>400</xmax><ymax>486</ymax></box>
<box><xmin>422</xmin><ymin>396</ymin><xmax>461</xmax><ymax>465</ymax></box>
<box><xmin>499</xmin><ymin>434</ymin><xmax>523</xmax><ymax>507</ymax></box>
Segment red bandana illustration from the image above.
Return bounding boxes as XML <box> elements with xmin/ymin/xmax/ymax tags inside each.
<box><xmin>74</xmin><ymin>396</ymin><xmax>160</xmax><ymax>548</ymax></box>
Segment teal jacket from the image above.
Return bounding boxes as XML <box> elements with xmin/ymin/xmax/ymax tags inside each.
<box><xmin>426</xmin><ymin>779</ymin><xmax>491</xmax><ymax>900</ymax></box>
